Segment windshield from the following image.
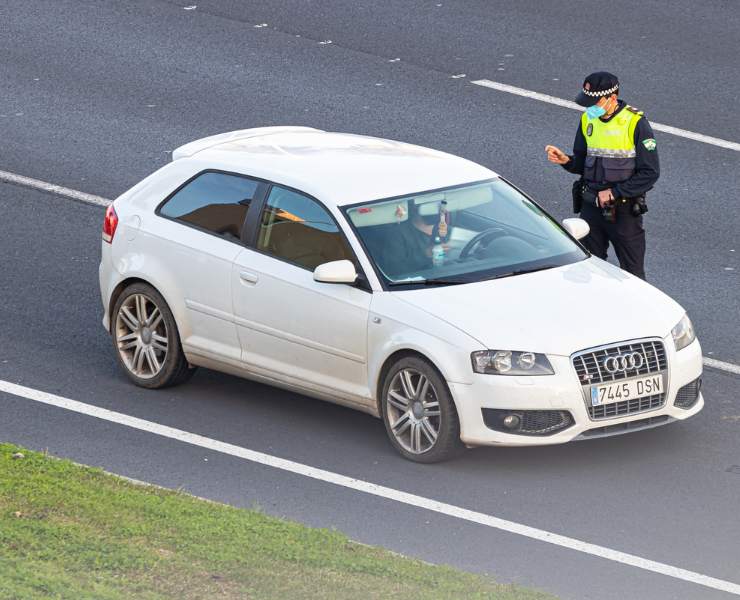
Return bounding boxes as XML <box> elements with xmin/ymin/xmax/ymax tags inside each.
<box><xmin>344</xmin><ymin>178</ymin><xmax>586</xmax><ymax>287</ymax></box>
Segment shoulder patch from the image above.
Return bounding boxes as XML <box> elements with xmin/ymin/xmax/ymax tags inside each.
<box><xmin>642</xmin><ymin>138</ymin><xmax>657</xmax><ymax>151</ymax></box>
<box><xmin>626</xmin><ymin>105</ymin><xmax>644</xmax><ymax>116</ymax></box>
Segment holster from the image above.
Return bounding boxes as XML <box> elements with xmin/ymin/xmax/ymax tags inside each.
<box><xmin>631</xmin><ymin>195</ymin><xmax>648</xmax><ymax>216</ymax></box>
<box><xmin>572</xmin><ymin>179</ymin><xmax>584</xmax><ymax>214</ymax></box>
<box><xmin>581</xmin><ymin>186</ymin><xmax>598</xmax><ymax>207</ymax></box>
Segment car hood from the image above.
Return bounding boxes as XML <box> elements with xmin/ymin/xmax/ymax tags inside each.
<box><xmin>394</xmin><ymin>258</ymin><xmax>685</xmax><ymax>356</ymax></box>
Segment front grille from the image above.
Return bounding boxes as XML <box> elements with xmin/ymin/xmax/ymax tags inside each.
<box><xmin>675</xmin><ymin>377</ymin><xmax>702</xmax><ymax>409</ymax></box>
<box><xmin>573</xmin><ymin>340</ymin><xmax>666</xmax><ymax>385</ymax></box>
<box><xmin>482</xmin><ymin>409</ymin><xmax>574</xmax><ymax>436</ymax></box>
<box><xmin>572</xmin><ymin>339</ymin><xmax>668</xmax><ymax>421</ymax></box>
<box><xmin>589</xmin><ymin>393</ymin><xmax>664</xmax><ymax>419</ymax></box>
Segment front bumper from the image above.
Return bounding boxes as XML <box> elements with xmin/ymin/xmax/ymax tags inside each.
<box><xmin>451</xmin><ymin>335</ymin><xmax>704</xmax><ymax>447</ymax></box>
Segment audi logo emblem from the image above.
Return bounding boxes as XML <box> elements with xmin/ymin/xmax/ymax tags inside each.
<box><xmin>603</xmin><ymin>352</ymin><xmax>644</xmax><ymax>373</ymax></box>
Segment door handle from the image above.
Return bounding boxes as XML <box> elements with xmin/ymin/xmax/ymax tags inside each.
<box><xmin>239</xmin><ymin>271</ymin><xmax>259</xmax><ymax>284</ymax></box>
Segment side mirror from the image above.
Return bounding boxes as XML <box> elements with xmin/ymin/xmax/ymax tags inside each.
<box><xmin>562</xmin><ymin>218</ymin><xmax>590</xmax><ymax>240</ymax></box>
<box><xmin>313</xmin><ymin>259</ymin><xmax>358</xmax><ymax>284</ymax></box>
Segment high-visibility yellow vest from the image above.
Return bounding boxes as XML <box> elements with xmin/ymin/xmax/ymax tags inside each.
<box><xmin>581</xmin><ymin>105</ymin><xmax>643</xmax><ymax>183</ymax></box>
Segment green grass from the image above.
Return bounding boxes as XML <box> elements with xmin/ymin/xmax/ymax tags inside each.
<box><xmin>0</xmin><ymin>444</ymin><xmax>554</xmax><ymax>599</ymax></box>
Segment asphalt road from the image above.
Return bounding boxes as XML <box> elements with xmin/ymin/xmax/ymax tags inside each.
<box><xmin>1</xmin><ymin>2</ymin><xmax>739</xmax><ymax>599</ymax></box>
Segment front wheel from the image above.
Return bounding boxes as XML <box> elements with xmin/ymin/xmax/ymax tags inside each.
<box><xmin>111</xmin><ymin>283</ymin><xmax>195</xmax><ymax>389</ymax></box>
<box><xmin>381</xmin><ymin>356</ymin><xmax>463</xmax><ymax>463</ymax></box>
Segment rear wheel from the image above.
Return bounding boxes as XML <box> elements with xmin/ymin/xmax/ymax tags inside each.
<box><xmin>381</xmin><ymin>356</ymin><xmax>463</xmax><ymax>463</ymax></box>
<box><xmin>112</xmin><ymin>283</ymin><xmax>194</xmax><ymax>388</ymax></box>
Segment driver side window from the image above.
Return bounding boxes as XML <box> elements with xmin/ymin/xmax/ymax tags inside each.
<box><xmin>257</xmin><ymin>186</ymin><xmax>355</xmax><ymax>271</ymax></box>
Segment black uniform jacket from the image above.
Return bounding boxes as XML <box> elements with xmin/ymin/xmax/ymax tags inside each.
<box><xmin>562</xmin><ymin>101</ymin><xmax>660</xmax><ymax>198</ymax></box>
<box><xmin>370</xmin><ymin>221</ymin><xmax>433</xmax><ymax>278</ymax></box>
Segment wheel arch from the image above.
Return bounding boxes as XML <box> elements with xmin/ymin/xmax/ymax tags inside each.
<box><xmin>374</xmin><ymin>349</ymin><xmax>449</xmax><ymax>416</ymax></box>
<box><xmin>108</xmin><ymin>277</ymin><xmax>144</xmax><ymax>332</ymax></box>
<box><xmin>107</xmin><ymin>275</ymin><xmax>184</xmax><ymax>339</ymax></box>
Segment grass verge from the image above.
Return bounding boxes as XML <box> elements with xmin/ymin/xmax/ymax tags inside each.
<box><xmin>0</xmin><ymin>443</ymin><xmax>554</xmax><ymax>599</ymax></box>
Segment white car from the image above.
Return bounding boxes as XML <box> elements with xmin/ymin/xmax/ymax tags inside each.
<box><xmin>99</xmin><ymin>126</ymin><xmax>703</xmax><ymax>462</ymax></box>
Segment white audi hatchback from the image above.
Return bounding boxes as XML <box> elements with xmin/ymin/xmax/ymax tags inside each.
<box><xmin>99</xmin><ymin>127</ymin><xmax>703</xmax><ymax>462</ymax></box>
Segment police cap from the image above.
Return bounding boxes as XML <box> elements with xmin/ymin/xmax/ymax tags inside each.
<box><xmin>575</xmin><ymin>71</ymin><xmax>619</xmax><ymax>107</ymax></box>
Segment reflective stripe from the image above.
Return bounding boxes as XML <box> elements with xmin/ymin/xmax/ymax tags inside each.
<box><xmin>586</xmin><ymin>147</ymin><xmax>637</xmax><ymax>158</ymax></box>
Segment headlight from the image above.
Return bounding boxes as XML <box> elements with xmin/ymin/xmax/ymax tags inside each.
<box><xmin>671</xmin><ymin>313</ymin><xmax>696</xmax><ymax>351</ymax></box>
<box><xmin>471</xmin><ymin>350</ymin><xmax>554</xmax><ymax>375</ymax></box>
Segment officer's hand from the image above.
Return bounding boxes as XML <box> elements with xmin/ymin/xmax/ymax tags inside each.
<box><xmin>545</xmin><ymin>145</ymin><xmax>569</xmax><ymax>165</ymax></box>
<box><xmin>597</xmin><ymin>189</ymin><xmax>615</xmax><ymax>207</ymax></box>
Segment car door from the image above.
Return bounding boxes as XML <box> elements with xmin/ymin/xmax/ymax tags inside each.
<box><xmin>153</xmin><ymin>170</ymin><xmax>265</xmax><ymax>363</ymax></box>
<box><xmin>232</xmin><ymin>184</ymin><xmax>372</xmax><ymax>405</ymax></box>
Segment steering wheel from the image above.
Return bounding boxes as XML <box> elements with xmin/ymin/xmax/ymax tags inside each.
<box><xmin>459</xmin><ymin>227</ymin><xmax>505</xmax><ymax>260</ymax></box>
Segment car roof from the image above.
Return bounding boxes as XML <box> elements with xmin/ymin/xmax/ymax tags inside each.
<box><xmin>173</xmin><ymin>127</ymin><xmax>498</xmax><ymax>207</ymax></box>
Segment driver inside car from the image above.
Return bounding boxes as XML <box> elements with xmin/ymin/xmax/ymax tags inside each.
<box><xmin>374</xmin><ymin>201</ymin><xmax>450</xmax><ymax>277</ymax></box>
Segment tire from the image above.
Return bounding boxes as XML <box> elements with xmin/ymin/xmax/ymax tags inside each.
<box><xmin>381</xmin><ymin>356</ymin><xmax>464</xmax><ymax>463</ymax></box>
<box><xmin>111</xmin><ymin>282</ymin><xmax>195</xmax><ymax>389</ymax></box>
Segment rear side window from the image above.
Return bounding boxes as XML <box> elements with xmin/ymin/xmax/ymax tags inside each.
<box><xmin>160</xmin><ymin>172</ymin><xmax>259</xmax><ymax>240</ymax></box>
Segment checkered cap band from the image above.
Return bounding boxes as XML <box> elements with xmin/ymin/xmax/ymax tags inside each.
<box><xmin>582</xmin><ymin>84</ymin><xmax>619</xmax><ymax>97</ymax></box>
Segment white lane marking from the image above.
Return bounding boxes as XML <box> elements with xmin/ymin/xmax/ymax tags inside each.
<box><xmin>0</xmin><ymin>169</ymin><xmax>111</xmax><ymax>207</ymax></box>
<box><xmin>2</xmin><ymin>167</ymin><xmax>740</xmax><ymax>378</ymax></box>
<box><xmin>471</xmin><ymin>79</ymin><xmax>740</xmax><ymax>152</ymax></box>
<box><xmin>1</xmin><ymin>379</ymin><xmax>739</xmax><ymax>596</ymax></box>
<box><xmin>704</xmin><ymin>357</ymin><xmax>740</xmax><ymax>376</ymax></box>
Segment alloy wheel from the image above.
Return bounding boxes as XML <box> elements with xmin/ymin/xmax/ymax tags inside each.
<box><xmin>115</xmin><ymin>293</ymin><xmax>168</xmax><ymax>379</ymax></box>
<box><xmin>386</xmin><ymin>368</ymin><xmax>441</xmax><ymax>454</ymax></box>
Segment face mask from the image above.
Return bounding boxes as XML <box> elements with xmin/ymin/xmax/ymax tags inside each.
<box><xmin>586</xmin><ymin>104</ymin><xmax>606</xmax><ymax>120</ymax></box>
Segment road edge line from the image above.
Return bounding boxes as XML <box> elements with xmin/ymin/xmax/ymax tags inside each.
<box><xmin>703</xmin><ymin>357</ymin><xmax>740</xmax><ymax>376</ymax></box>
<box><xmin>0</xmin><ymin>169</ymin><xmax>111</xmax><ymax>207</ymax></box>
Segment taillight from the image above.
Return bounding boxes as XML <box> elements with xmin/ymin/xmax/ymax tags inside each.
<box><xmin>102</xmin><ymin>204</ymin><xmax>118</xmax><ymax>243</ymax></box>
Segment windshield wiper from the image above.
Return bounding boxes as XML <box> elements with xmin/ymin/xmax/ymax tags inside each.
<box><xmin>488</xmin><ymin>264</ymin><xmax>560</xmax><ymax>280</ymax></box>
<box><xmin>388</xmin><ymin>265</ymin><xmax>559</xmax><ymax>286</ymax></box>
<box><xmin>387</xmin><ymin>277</ymin><xmax>469</xmax><ymax>287</ymax></box>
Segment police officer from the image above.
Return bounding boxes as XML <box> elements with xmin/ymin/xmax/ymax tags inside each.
<box><xmin>545</xmin><ymin>72</ymin><xmax>659</xmax><ymax>280</ymax></box>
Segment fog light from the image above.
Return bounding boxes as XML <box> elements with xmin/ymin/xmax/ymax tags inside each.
<box><xmin>502</xmin><ymin>414</ymin><xmax>521</xmax><ymax>430</ymax></box>
<box><xmin>483</xmin><ymin>409</ymin><xmax>574</xmax><ymax>436</ymax></box>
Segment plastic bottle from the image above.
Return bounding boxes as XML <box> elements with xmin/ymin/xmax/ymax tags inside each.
<box><xmin>432</xmin><ymin>236</ymin><xmax>445</xmax><ymax>267</ymax></box>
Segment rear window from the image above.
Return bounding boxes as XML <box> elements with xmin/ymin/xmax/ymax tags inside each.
<box><xmin>160</xmin><ymin>172</ymin><xmax>260</xmax><ymax>240</ymax></box>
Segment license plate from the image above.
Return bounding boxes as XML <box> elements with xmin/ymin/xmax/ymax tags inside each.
<box><xmin>590</xmin><ymin>375</ymin><xmax>663</xmax><ymax>406</ymax></box>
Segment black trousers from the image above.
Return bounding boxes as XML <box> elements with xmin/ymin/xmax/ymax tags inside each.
<box><xmin>580</xmin><ymin>200</ymin><xmax>646</xmax><ymax>280</ymax></box>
